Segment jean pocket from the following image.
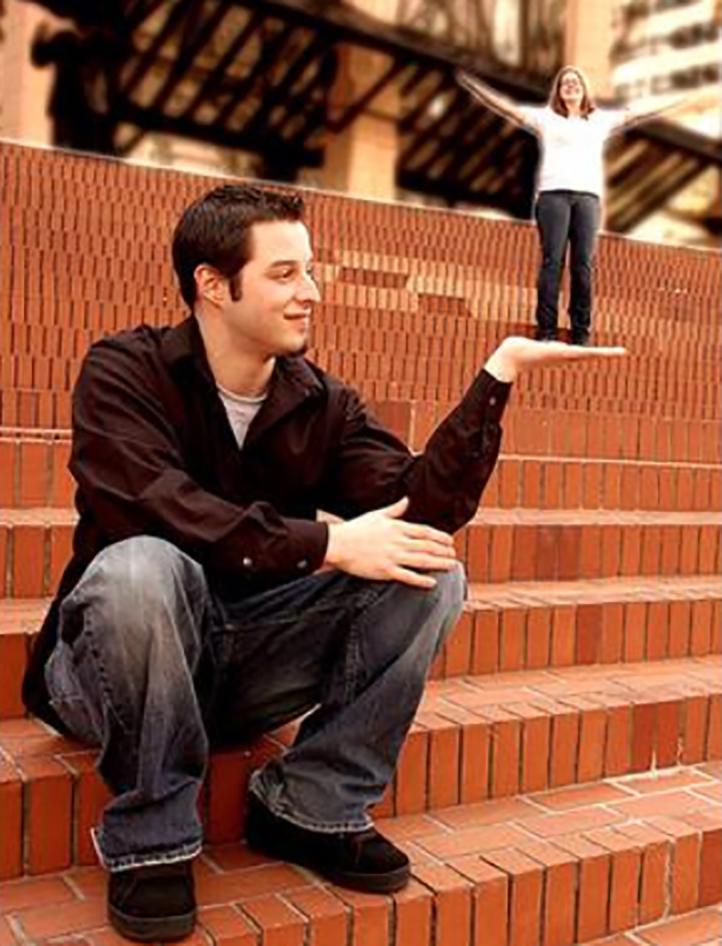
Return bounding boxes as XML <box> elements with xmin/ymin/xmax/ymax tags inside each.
<box><xmin>45</xmin><ymin>640</ymin><xmax>101</xmax><ymax>746</ymax></box>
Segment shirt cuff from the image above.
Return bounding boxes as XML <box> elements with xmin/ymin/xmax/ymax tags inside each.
<box><xmin>284</xmin><ymin>518</ymin><xmax>329</xmax><ymax>577</ymax></box>
<box><xmin>474</xmin><ymin>368</ymin><xmax>513</xmax><ymax>423</ymax></box>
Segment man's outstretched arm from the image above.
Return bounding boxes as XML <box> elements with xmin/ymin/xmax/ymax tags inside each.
<box><xmin>323</xmin><ymin>337</ymin><xmax>626</xmax><ymax>588</ymax></box>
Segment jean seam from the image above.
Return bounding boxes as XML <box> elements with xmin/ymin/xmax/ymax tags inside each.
<box><xmin>77</xmin><ymin>604</ymin><xmax>134</xmax><ymax>738</ymax></box>
<box><xmin>92</xmin><ymin>827</ymin><xmax>202</xmax><ymax>872</ymax></box>
<box><xmin>339</xmin><ymin>582</ymin><xmax>394</xmax><ymax>703</ymax></box>
<box><xmin>58</xmin><ymin>595</ymin><xmax>133</xmax><ymax>740</ymax></box>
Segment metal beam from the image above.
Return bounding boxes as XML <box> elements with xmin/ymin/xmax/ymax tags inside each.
<box><xmin>126</xmin><ymin>0</ymin><xmax>172</xmax><ymax>33</ymax></box>
<box><xmin>607</xmin><ymin>144</ymin><xmax>671</xmax><ymax>211</ymax></box>
<box><xmin>455</xmin><ymin>118</ymin><xmax>517</xmax><ymax>187</ymax></box>
<box><xmin>145</xmin><ymin>1</ymin><xmax>231</xmax><ymax>114</ymax></box>
<box><xmin>227</xmin><ymin>0</ymin><xmax>501</xmax><ymax>76</ymax></box>
<box><xmin>242</xmin><ymin>32</ymin><xmax>327</xmax><ymax>138</ymax></box>
<box><xmin>273</xmin><ymin>48</ymin><xmax>337</xmax><ymax>139</ymax></box>
<box><xmin>329</xmin><ymin>59</ymin><xmax>408</xmax><ymax>134</ymax></box>
<box><xmin>609</xmin><ymin>151</ymin><xmax>703</xmax><ymax>230</ymax></box>
<box><xmin>180</xmin><ymin>10</ymin><xmax>263</xmax><ymax>120</ymax></box>
<box><xmin>399</xmin><ymin>87</ymin><xmax>467</xmax><ymax>168</ymax></box>
<box><xmin>121</xmin><ymin>0</ymin><xmax>188</xmax><ymax>98</ymax></box>
<box><xmin>439</xmin><ymin>110</ymin><xmax>509</xmax><ymax>181</ymax></box>
<box><xmin>466</xmin><ymin>129</ymin><xmax>526</xmax><ymax>193</ymax></box>
<box><xmin>115</xmin><ymin>98</ymin><xmax>320</xmax><ymax>162</ymax></box>
<box><xmin>213</xmin><ymin>21</ymin><xmax>297</xmax><ymax>129</ymax></box>
<box><xmin>400</xmin><ymin>71</ymin><xmax>451</xmax><ymax>134</ymax></box>
<box><xmin>612</xmin><ymin>160</ymin><xmax>706</xmax><ymax>232</ymax></box>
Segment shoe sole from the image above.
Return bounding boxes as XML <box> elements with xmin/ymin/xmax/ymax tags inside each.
<box><xmin>322</xmin><ymin>863</ymin><xmax>411</xmax><ymax>893</ymax></box>
<box><xmin>247</xmin><ymin>834</ymin><xmax>411</xmax><ymax>893</ymax></box>
<box><xmin>108</xmin><ymin>904</ymin><xmax>197</xmax><ymax>942</ymax></box>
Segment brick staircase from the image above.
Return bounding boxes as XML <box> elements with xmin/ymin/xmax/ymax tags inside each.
<box><xmin>0</xmin><ymin>140</ymin><xmax>720</xmax><ymax>946</ymax></box>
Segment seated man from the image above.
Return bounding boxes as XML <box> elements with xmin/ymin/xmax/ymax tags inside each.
<box><xmin>22</xmin><ymin>185</ymin><xmax>624</xmax><ymax>942</ymax></box>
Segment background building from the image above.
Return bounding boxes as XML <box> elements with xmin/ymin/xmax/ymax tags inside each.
<box><xmin>610</xmin><ymin>0</ymin><xmax>721</xmax><ymax>242</ymax></box>
<box><xmin>1</xmin><ymin>0</ymin><xmax>720</xmax><ymax>246</ymax></box>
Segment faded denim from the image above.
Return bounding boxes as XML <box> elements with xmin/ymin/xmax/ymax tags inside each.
<box><xmin>44</xmin><ymin>536</ymin><xmax>465</xmax><ymax>870</ymax></box>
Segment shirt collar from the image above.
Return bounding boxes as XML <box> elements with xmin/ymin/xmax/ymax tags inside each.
<box><xmin>160</xmin><ymin>314</ymin><xmax>324</xmax><ymax>408</ymax></box>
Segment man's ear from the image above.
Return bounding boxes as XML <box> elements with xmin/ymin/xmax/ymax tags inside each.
<box><xmin>194</xmin><ymin>265</ymin><xmax>227</xmax><ymax>307</ymax></box>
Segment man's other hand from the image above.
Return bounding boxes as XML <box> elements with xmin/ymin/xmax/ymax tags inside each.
<box><xmin>324</xmin><ymin>497</ymin><xmax>458</xmax><ymax>589</ymax></box>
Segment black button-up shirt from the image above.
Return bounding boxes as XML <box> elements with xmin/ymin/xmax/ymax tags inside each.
<box><xmin>23</xmin><ymin>316</ymin><xmax>511</xmax><ymax>725</ymax></box>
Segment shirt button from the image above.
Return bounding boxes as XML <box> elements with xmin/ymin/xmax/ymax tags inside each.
<box><xmin>489</xmin><ymin>397</ymin><xmax>497</xmax><ymax>406</ymax></box>
<box><xmin>297</xmin><ymin>559</ymin><xmax>309</xmax><ymax>570</ymax></box>
<box><xmin>242</xmin><ymin>556</ymin><xmax>253</xmax><ymax>568</ymax></box>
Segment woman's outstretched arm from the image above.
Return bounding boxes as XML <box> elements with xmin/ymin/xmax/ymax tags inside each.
<box><xmin>455</xmin><ymin>69</ymin><xmax>534</xmax><ymax>129</ymax></box>
<box><xmin>617</xmin><ymin>87</ymin><xmax>719</xmax><ymax>129</ymax></box>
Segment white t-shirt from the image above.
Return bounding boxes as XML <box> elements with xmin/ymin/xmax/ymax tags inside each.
<box><xmin>217</xmin><ymin>385</ymin><xmax>267</xmax><ymax>449</ymax></box>
<box><xmin>518</xmin><ymin>105</ymin><xmax>628</xmax><ymax>198</ymax></box>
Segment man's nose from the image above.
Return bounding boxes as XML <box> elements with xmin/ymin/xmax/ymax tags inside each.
<box><xmin>297</xmin><ymin>272</ymin><xmax>321</xmax><ymax>302</ymax></box>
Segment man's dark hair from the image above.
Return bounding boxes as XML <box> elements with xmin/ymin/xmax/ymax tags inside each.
<box><xmin>171</xmin><ymin>184</ymin><xmax>305</xmax><ymax>307</ymax></box>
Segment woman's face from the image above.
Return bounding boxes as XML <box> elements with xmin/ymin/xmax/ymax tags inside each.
<box><xmin>558</xmin><ymin>70</ymin><xmax>586</xmax><ymax>109</ymax></box>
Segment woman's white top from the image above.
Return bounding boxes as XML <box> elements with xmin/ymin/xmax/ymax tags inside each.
<box><xmin>518</xmin><ymin>105</ymin><xmax>628</xmax><ymax>198</ymax></box>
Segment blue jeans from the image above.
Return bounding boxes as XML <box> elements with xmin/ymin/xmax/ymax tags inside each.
<box><xmin>534</xmin><ymin>190</ymin><xmax>601</xmax><ymax>336</ymax></box>
<box><xmin>44</xmin><ymin>536</ymin><xmax>465</xmax><ymax>870</ymax></box>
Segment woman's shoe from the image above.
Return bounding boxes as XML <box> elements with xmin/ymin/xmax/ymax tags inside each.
<box><xmin>534</xmin><ymin>327</ymin><xmax>559</xmax><ymax>342</ymax></box>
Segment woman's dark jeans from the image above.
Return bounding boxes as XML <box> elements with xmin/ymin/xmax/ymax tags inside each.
<box><xmin>534</xmin><ymin>190</ymin><xmax>601</xmax><ymax>338</ymax></box>
<box><xmin>44</xmin><ymin>536</ymin><xmax>465</xmax><ymax>871</ymax></box>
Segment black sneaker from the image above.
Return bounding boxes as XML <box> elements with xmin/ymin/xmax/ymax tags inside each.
<box><xmin>570</xmin><ymin>331</ymin><xmax>591</xmax><ymax>346</ymax></box>
<box><xmin>535</xmin><ymin>327</ymin><xmax>558</xmax><ymax>342</ymax></box>
<box><xmin>107</xmin><ymin>860</ymin><xmax>196</xmax><ymax>942</ymax></box>
<box><xmin>245</xmin><ymin>792</ymin><xmax>410</xmax><ymax>893</ymax></box>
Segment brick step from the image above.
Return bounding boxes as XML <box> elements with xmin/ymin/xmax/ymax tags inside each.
<box><xmin>6</xmin><ymin>303</ymin><xmax>722</xmax><ymax>367</ymax></box>
<box><xmin>480</xmin><ymin>456</ymin><xmax>722</xmax><ymax>514</ymax></box>
<box><xmin>406</xmin><ymin>404</ymin><xmax>722</xmax><ymax>463</ymax></box>
<box><xmin>0</xmin><ymin>887</ymin><xmax>718</xmax><ymax>946</ymax></box>
<box><xmin>0</xmin><ymin>507</ymin><xmax>719</xmax><ymax>598</ymax></box>
<box><xmin>0</xmin><ymin>378</ymin><xmax>715</xmax><ymax>429</ymax></box>
<box><xmin>322</xmin><ymin>291</ymin><xmax>721</xmax><ymax>332</ymax></box>
<box><xmin>2</xmin><ymin>334</ymin><xmax>719</xmax><ymax>395</ymax></box>
<box><xmin>4</xmin><ymin>190</ymin><xmax>719</xmax><ymax>285</ymax></box>
<box><xmin>0</xmin><ymin>756</ymin><xmax>719</xmax><ymax>946</ymax></box>
<box><xmin>3</xmin><ymin>139</ymin><xmax>718</xmax><ymax>263</ymax></box>
<box><xmin>5</xmin><ymin>313</ymin><xmax>721</xmax><ymax>377</ymax></box>
<box><xmin>3</xmin><ymin>390</ymin><xmax>720</xmax><ymax>465</ymax></box>
<box><xmin>1</xmin><ymin>655</ymin><xmax>719</xmax><ymax>877</ymax></box>
<box><xmin>2</xmin><ymin>381</ymin><xmax>719</xmax><ymax>435</ymax></box>
<box><xmin>460</xmin><ymin>509</ymin><xmax>722</xmax><ymax>584</ymax></box>
<box><xmin>2</xmin><ymin>430</ymin><xmax>720</xmax><ymax>511</ymax></box>
<box><xmin>0</xmin><ymin>370</ymin><xmax>722</xmax><ymax>427</ymax></box>
<box><xmin>3</xmin><ymin>576</ymin><xmax>720</xmax><ymax>718</ymax></box>
<box><xmin>317</xmin><ymin>327</ymin><xmax>722</xmax><ymax>376</ymax></box>
<box><xmin>589</xmin><ymin>908</ymin><xmax>722</xmax><ymax>946</ymax></box>
<box><xmin>2</xmin><ymin>381</ymin><xmax>717</xmax><ymax>433</ymax></box>
<box><xmin>3</xmin><ymin>254</ymin><xmax>719</xmax><ymax>330</ymax></box>
<box><xmin>3</xmin><ymin>165</ymin><xmax>720</xmax><ymax>286</ymax></box>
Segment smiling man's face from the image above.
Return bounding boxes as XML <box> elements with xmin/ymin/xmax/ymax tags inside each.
<box><xmin>221</xmin><ymin>219</ymin><xmax>321</xmax><ymax>358</ymax></box>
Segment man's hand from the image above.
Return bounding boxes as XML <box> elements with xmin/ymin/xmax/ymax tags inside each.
<box><xmin>484</xmin><ymin>336</ymin><xmax>627</xmax><ymax>383</ymax></box>
<box><xmin>324</xmin><ymin>497</ymin><xmax>458</xmax><ymax>589</ymax></box>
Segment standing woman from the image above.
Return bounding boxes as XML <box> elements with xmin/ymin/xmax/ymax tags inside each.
<box><xmin>457</xmin><ymin>66</ymin><xmax>686</xmax><ymax>344</ymax></box>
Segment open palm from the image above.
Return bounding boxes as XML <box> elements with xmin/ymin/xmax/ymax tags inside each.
<box><xmin>484</xmin><ymin>336</ymin><xmax>627</xmax><ymax>382</ymax></box>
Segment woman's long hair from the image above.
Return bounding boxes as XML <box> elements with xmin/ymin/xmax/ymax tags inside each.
<box><xmin>548</xmin><ymin>66</ymin><xmax>596</xmax><ymax>118</ymax></box>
